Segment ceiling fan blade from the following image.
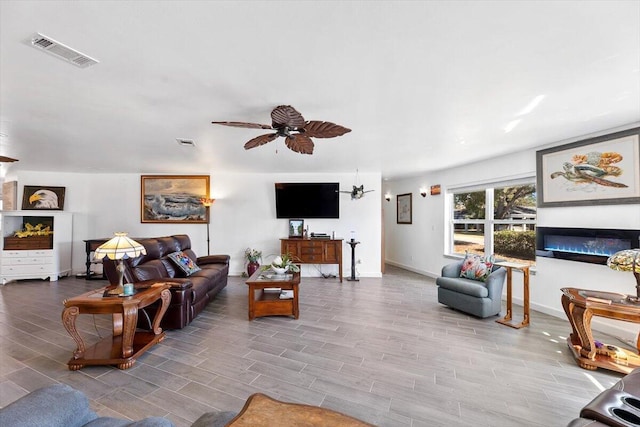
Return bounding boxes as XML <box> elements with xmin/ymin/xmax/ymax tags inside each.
<box><xmin>271</xmin><ymin>105</ymin><xmax>306</xmax><ymax>129</ymax></box>
<box><xmin>302</xmin><ymin>121</ymin><xmax>351</xmax><ymax>138</ymax></box>
<box><xmin>212</xmin><ymin>121</ymin><xmax>273</xmax><ymax>130</ymax></box>
<box><xmin>285</xmin><ymin>134</ymin><xmax>314</xmax><ymax>154</ymax></box>
<box><xmin>0</xmin><ymin>156</ymin><xmax>18</xmax><ymax>162</ymax></box>
<box><xmin>243</xmin><ymin>133</ymin><xmax>279</xmax><ymax>150</ymax></box>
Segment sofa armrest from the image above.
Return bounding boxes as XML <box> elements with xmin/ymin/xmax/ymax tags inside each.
<box><xmin>197</xmin><ymin>254</ymin><xmax>230</xmax><ymax>265</ymax></box>
<box><xmin>442</xmin><ymin>260</ymin><xmax>463</xmax><ymax>278</ymax></box>
<box><xmin>134</xmin><ymin>278</ymin><xmax>193</xmax><ymax>290</ymax></box>
<box><xmin>485</xmin><ymin>267</ymin><xmax>506</xmax><ymax>299</ymax></box>
<box><xmin>0</xmin><ymin>384</ymin><xmax>98</xmax><ymax>427</ymax></box>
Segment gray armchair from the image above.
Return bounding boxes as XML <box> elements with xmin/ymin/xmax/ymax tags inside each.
<box><xmin>0</xmin><ymin>384</ymin><xmax>237</xmax><ymax>427</ymax></box>
<box><xmin>436</xmin><ymin>259</ymin><xmax>506</xmax><ymax>318</ymax></box>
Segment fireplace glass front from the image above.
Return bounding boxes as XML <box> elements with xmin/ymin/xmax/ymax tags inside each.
<box><xmin>536</xmin><ymin>227</ymin><xmax>640</xmax><ymax>265</ymax></box>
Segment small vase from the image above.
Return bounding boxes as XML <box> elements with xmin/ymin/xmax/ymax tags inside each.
<box><xmin>247</xmin><ymin>261</ymin><xmax>260</xmax><ymax>277</ymax></box>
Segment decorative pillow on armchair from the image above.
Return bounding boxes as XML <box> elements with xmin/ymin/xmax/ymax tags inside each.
<box><xmin>459</xmin><ymin>252</ymin><xmax>494</xmax><ymax>282</ymax></box>
<box><xmin>168</xmin><ymin>251</ymin><xmax>201</xmax><ymax>276</ymax></box>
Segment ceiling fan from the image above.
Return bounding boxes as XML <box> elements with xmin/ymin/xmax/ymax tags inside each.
<box><xmin>339</xmin><ymin>169</ymin><xmax>374</xmax><ymax>200</ymax></box>
<box><xmin>0</xmin><ymin>156</ymin><xmax>18</xmax><ymax>163</ymax></box>
<box><xmin>341</xmin><ymin>185</ymin><xmax>375</xmax><ymax>200</ymax></box>
<box><xmin>212</xmin><ymin>105</ymin><xmax>351</xmax><ymax>154</ymax></box>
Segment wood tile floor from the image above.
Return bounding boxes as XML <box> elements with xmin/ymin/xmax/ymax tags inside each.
<box><xmin>0</xmin><ymin>265</ymin><xmax>628</xmax><ymax>426</ymax></box>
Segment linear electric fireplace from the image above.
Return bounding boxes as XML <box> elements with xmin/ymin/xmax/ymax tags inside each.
<box><xmin>536</xmin><ymin>227</ymin><xmax>640</xmax><ymax>265</ymax></box>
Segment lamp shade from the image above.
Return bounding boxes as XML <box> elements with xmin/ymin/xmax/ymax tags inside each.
<box><xmin>607</xmin><ymin>249</ymin><xmax>640</xmax><ymax>273</ymax></box>
<box><xmin>94</xmin><ymin>232</ymin><xmax>146</xmax><ymax>261</ymax></box>
<box><xmin>199</xmin><ymin>197</ymin><xmax>215</xmax><ymax>207</ymax></box>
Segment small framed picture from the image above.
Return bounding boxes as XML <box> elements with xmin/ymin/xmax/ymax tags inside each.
<box><xmin>22</xmin><ymin>186</ymin><xmax>66</xmax><ymax>210</ymax></box>
<box><xmin>289</xmin><ymin>219</ymin><xmax>304</xmax><ymax>238</ymax></box>
<box><xmin>397</xmin><ymin>193</ymin><xmax>412</xmax><ymax>224</ymax></box>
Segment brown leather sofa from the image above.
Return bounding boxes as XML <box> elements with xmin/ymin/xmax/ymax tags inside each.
<box><xmin>103</xmin><ymin>234</ymin><xmax>229</xmax><ymax>329</ymax></box>
<box><xmin>568</xmin><ymin>368</ymin><xmax>640</xmax><ymax>426</ymax></box>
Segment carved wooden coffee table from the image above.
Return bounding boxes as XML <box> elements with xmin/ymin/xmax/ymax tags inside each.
<box><xmin>62</xmin><ymin>283</ymin><xmax>171</xmax><ymax>370</ymax></box>
<box><xmin>227</xmin><ymin>393</ymin><xmax>374</xmax><ymax>426</ymax></box>
<box><xmin>561</xmin><ymin>287</ymin><xmax>640</xmax><ymax>374</ymax></box>
<box><xmin>245</xmin><ymin>269</ymin><xmax>300</xmax><ymax>320</ymax></box>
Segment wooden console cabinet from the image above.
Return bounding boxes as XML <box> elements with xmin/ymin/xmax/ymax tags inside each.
<box><xmin>281</xmin><ymin>238</ymin><xmax>343</xmax><ymax>282</ymax></box>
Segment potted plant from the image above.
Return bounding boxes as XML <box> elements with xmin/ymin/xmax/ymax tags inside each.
<box><xmin>244</xmin><ymin>248</ymin><xmax>262</xmax><ymax>277</ymax></box>
<box><xmin>269</xmin><ymin>253</ymin><xmax>301</xmax><ymax>274</ymax></box>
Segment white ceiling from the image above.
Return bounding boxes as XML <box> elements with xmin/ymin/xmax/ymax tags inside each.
<box><xmin>1</xmin><ymin>1</ymin><xmax>639</xmax><ymax>180</ymax></box>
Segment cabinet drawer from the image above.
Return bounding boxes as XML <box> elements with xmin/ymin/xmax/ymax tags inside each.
<box><xmin>300</xmin><ymin>241</ymin><xmax>322</xmax><ymax>248</ymax></box>
<box><xmin>7</xmin><ymin>257</ymin><xmax>53</xmax><ymax>265</ymax></box>
<box><xmin>301</xmin><ymin>254</ymin><xmax>321</xmax><ymax>262</ymax></box>
<box><xmin>3</xmin><ymin>250</ymin><xmax>26</xmax><ymax>258</ymax></box>
<box><xmin>3</xmin><ymin>249</ymin><xmax>53</xmax><ymax>257</ymax></box>
<box><xmin>2</xmin><ymin>264</ymin><xmax>52</xmax><ymax>274</ymax></box>
<box><xmin>29</xmin><ymin>250</ymin><xmax>53</xmax><ymax>257</ymax></box>
<box><xmin>300</xmin><ymin>247</ymin><xmax>322</xmax><ymax>255</ymax></box>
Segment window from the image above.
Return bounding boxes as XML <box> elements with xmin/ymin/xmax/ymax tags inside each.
<box><xmin>449</xmin><ymin>181</ymin><xmax>536</xmax><ymax>265</ymax></box>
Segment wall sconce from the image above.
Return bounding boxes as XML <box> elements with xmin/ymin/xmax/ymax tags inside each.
<box><xmin>420</xmin><ymin>188</ymin><xmax>427</xmax><ymax>197</ymax></box>
<box><xmin>384</xmin><ymin>193</ymin><xmax>391</xmax><ymax>202</ymax></box>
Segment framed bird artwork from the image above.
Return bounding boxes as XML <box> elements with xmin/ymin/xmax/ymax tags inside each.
<box><xmin>21</xmin><ymin>186</ymin><xmax>66</xmax><ymax>210</ymax></box>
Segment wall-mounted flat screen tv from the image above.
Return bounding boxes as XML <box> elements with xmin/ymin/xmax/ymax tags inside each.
<box><xmin>275</xmin><ymin>182</ymin><xmax>339</xmax><ymax>219</ymax></box>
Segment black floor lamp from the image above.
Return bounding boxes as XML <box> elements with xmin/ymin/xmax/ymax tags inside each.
<box><xmin>199</xmin><ymin>198</ymin><xmax>215</xmax><ymax>256</ymax></box>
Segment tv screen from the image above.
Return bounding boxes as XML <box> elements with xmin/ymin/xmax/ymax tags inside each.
<box><xmin>275</xmin><ymin>182</ymin><xmax>340</xmax><ymax>219</ymax></box>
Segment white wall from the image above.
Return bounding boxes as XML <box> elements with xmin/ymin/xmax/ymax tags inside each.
<box><xmin>384</xmin><ymin>124</ymin><xmax>640</xmax><ymax>342</ymax></box>
<box><xmin>8</xmin><ymin>170</ymin><xmax>382</xmax><ymax>278</ymax></box>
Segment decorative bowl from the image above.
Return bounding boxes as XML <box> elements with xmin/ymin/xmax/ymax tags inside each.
<box><xmin>271</xmin><ymin>266</ymin><xmax>288</xmax><ymax>275</ymax></box>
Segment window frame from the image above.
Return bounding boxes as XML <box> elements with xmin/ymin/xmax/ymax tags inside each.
<box><xmin>447</xmin><ymin>178</ymin><xmax>537</xmax><ymax>261</ymax></box>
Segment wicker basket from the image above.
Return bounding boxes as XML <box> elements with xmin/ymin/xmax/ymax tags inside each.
<box><xmin>3</xmin><ymin>235</ymin><xmax>53</xmax><ymax>250</ymax></box>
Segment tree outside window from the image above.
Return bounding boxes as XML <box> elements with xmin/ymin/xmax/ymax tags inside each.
<box><xmin>451</xmin><ymin>183</ymin><xmax>536</xmax><ymax>265</ymax></box>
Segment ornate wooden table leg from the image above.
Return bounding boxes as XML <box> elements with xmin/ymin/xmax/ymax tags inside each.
<box><xmin>120</xmin><ymin>302</ymin><xmax>138</xmax><ymax>360</ymax></box>
<box><xmin>574</xmin><ymin>306</ymin><xmax>595</xmax><ymax>360</ymax></box>
<box><xmin>61</xmin><ymin>305</ymin><xmax>85</xmax><ymax>370</ymax></box>
<box><xmin>151</xmin><ymin>288</ymin><xmax>171</xmax><ymax>336</ymax></box>
<box><xmin>562</xmin><ymin>293</ymin><xmax>581</xmax><ymax>347</ymax></box>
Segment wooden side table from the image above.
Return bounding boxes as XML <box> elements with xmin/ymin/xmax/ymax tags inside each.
<box><xmin>227</xmin><ymin>393</ymin><xmax>375</xmax><ymax>426</ymax></box>
<box><xmin>80</xmin><ymin>238</ymin><xmax>109</xmax><ymax>279</ymax></box>
<box><xmin>61</xmin><ymin>283</ymin><xmax>171</xmax><ymax>370</ymax></box>
<box><xmin>561</xmin><ymin>287</ymin><xmax>640</xmax><ymax>374</ymax></box>
<box><xmin>245</xmin><ymin>269</ymin><xmax>300</xmax><ymax>320</ymax></box>
<box><xmin>495</xmin><ymin>261</ymin><xmax>530</xmax><ymax>329</ymax></box>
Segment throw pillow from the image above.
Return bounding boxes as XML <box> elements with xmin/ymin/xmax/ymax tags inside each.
<box><xmin>459</xmin><ymin>252</ymin><xmax>494</xmax><ymax>282</ymax></box>
<box><xmin>167</xmin><ymin>251</ymin><xmax>201</xmax><ymax>276</ymax></box>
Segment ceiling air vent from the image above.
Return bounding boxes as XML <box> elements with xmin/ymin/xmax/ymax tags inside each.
<box><xmin>30</xmin><ymin>33</ymin><xmax>99</xmax><ymax>68</ymax></box>
<box><xmin>176</xmin><ymin>138</ymin><xmax>196</xmax><ymax>147</ymax></box>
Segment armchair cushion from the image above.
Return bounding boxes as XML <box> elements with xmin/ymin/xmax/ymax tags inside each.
<box><xmin>437</xmin><ymin>276</ymin><xmax>489</xmax><ymax>298</ymax></box>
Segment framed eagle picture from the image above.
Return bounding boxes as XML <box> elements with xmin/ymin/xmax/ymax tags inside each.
<box><xmin>22</xmin><ymin>186</ymin><xmax>66</xmax><ymax>210</ymax></box>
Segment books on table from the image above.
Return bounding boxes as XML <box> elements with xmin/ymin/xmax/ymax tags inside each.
<box><xmin>279</xmin><ymin>290</ymin><xmax>294</xmax><ymax>299</ymax></box>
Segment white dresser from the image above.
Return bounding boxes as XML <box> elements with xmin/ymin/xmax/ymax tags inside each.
<box><xmin>0</xmin><ymin>211</ymin><xmax>73</xmax><ymax>284</ymax></box>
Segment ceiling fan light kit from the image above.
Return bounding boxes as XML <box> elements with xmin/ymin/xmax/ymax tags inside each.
<box><xmin>212</xmin><ymin>105</ymin><xmax>351</xmax><ymax>155</ymax></box>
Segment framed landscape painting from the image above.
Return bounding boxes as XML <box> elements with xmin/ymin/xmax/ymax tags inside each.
<box><xmin>537</xmin><ymin>127</ymin><xmax>640</xmax><ymax>207</ymax></box>
<box><xmin>22</xmin><ymin>186</ymin><xmax>65</xmax><ymax>210</ymax></box>
<box><xmin>141</xmin><ymin>175</ymin><xmax>210</xmax><ymax>223</ymax></box>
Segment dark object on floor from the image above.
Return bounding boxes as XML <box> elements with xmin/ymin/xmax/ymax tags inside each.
<box><xmin>567</xmin><ymin>367</ymin><xmax>640</xmax><ymax>426</ymax></box>
<box><xmin>103</xmin><ymin>234</ymin><xmax>229</xmax><ymax>329</ymax></box>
